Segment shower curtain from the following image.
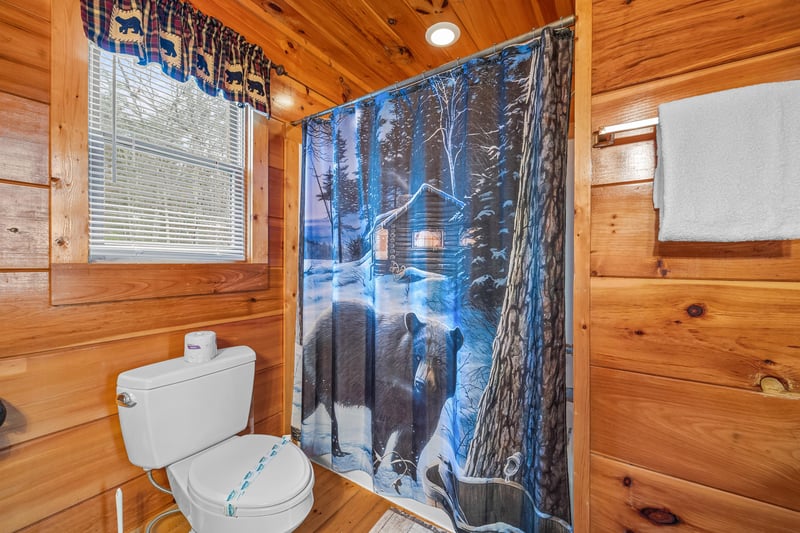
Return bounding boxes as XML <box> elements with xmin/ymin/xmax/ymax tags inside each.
<box><xmin>294</xmin><ymin>27</ymin><xmax>573</xmax><ymax>532</ymax></box>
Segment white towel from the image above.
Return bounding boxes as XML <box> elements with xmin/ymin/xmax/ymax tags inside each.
<box><xmin>654</xmin><ymin>80</ymin><xmax>800</xmax><ymax>241</ymax></box>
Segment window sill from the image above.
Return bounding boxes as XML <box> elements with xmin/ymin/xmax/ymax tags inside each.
<box><xmin>50</xmin><ymin>263</ymin><xmax>269</xmax><ymax>305</ymax></box>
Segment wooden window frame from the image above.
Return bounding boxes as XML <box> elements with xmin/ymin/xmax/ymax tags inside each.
<box><xmin>50</xmin><ymin>1</ymin><xmax>269</xmax><ymax>305</ymax></box>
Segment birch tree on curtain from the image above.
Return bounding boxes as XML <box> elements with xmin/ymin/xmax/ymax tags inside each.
<box><xmin>295</xmin><ymin>27</ymin><xmax>573</xmax><ymax>533</ymax></box>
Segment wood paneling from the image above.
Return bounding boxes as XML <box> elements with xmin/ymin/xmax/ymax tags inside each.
<box><xmin>0</xmin><ymin>183</ymin><xmax>48</xmax><ymax>269</ymax></box>
<box><xmin>283</xmin><ymin>125</ymin><xmax>302</xmax><ymax>433</ymax></box>
<box><xmin>585</xmin><ymin>0</ymin><xmax>800</xmax><ymax>528</ymax></box>
<box><xmin>269</xmin><ymin>74</ymin><xmax>337</xmax><ymax>124</ymax></box>
<box><xmin>0</xmin><ymin>416</ymin><xmax>142</xmax><ymax>532</ymax></box>
<box><xmin>2</xmin><ymin>0</ymin><xmax>49</xmax><ymax>20</ymax></box>
<box><xmin>2</xmin><ymin>0</ymin><xmax>577</xmax><ymax>119</ymax></box>
<box><xmin>592</xmin><ymin>0</ymin><xmax>800</xmax><ymax>94</ymax></box>
<box><xmin>591</xmin><ymin>454</ymin><xmax>800</xmax><ymax>532</ymax></box>
<box><xmin>0</xmin><ymin>4</ymin><xmax>49</xmax><ymax>103</ymax></box>
<box><xmin>251</xmin><ymin>111</ymin><xmax>271</xmax><ymax>264</ymax></box>
<box><xmin>187</xmin><ymin>0</ymin><xmax>573</xmax><ymax>121</ymax></box>
<box><xmin>0</xmin><ymin>0</ymin><xmax>292</xmax><ymax>530</ymax></box>
<box><xmin>269</xmin><ymin>168</ymin><xmax>286</xmax><ymax>219</ymax></box>
<box><xmin>1</xmin><ymin>271</ymin><xmax>283</xmax><ymax>358</ymax></box>
<box><xmin>51</xmin><ymin>263</ymin><xmax>270</xmax><ymax>305</ymax></box>
<box><xmin>253</xmin><ymin>364</ymin><xmax>285</xmax><ymax>424</ymax></box>
<box><xmin>189</xmin><ymin>0</ymin><xmax>368</xmax><ymax>104</ymax></box>
<box><xmin>351</xmin><ymin>0</ymin><xmax>478</xmax><ymax>72</ymax></box>
<box><xmin>591</xmin><ymin>182</ymin><xmax>800</xmax><ymax>280</ymax></box>
<box><xmin>591</xmin><ymin>367</ymin><xmax>800</xmax><ymax>512</ymax></box>
<box><xmin>18</xmin><ymin>471</ymin><xmax>174</xmax><ymax>533</ymax></box>
<box><xmin>591</xmin><ymin>139</ymin><xmax>654</xmax><ymax>186</ymax></box>
<box><xmin>50</xmin><ymin>0</ymin><xmax>88</xmax><ymax>263</ymax></box>
<box><xmin>0</xmin><ymin>92</ymin><xmax>48</xmax><ymax>185</ymax></box>
<box><xmin>269</xmin><ymin>122</ymin><xmax>287</xmax><ymax>226</ymax></box>
<box><xmin>5</xmin><ymin>0</ymin><xmax>579</xmax><ymax>530</ymax></box>
<box><xmin>591</xmin><ymin>277</ymin><xmax>800</xmax><ymax>392</ymax></box>
<box><xmin>254</xmin><ymin>411</ymin><xmax>284</xmax><ymax>437</ymax></box>
<box><xmin>591</xmin><ymin>45</ymin><xmax>800</xmax><ymax>132</ymax></box>
<box><xmin>0</xmin><ymin>317</ymin><xmax>282</xmax><ymax>450</ymax></box>
<box><xmin>255</xmin><ymin>0</ymin><xmax>418</xmax><ymax>87</ymax></box>
<box><xmin>571</xmin><ymin>0</ymin><xmax>593</xmax><ymax>530</ymax></box>
<box><xmin>215</xmin><ymin>315</ymin><xmax>284</xmax><ymax>370</ymax></box>
<box><xmin>0</xmin><ymin>57</ymin><xmax>49</xmax><ymax>104</ymax></box>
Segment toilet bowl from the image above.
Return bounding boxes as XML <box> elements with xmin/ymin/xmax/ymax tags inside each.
<box><xmin>116</xmin><ymin>346</ymin><xmax>314</xmax><ymax>533</ymax></box>
<box><xmin>167</xmin><ymin>435</ymin><xmax>314</xmax><ymax>533</ymax></box>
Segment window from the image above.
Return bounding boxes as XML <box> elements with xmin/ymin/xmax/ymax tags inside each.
<box><xmin>87</xmin><ymin>43</ymin><xmax>247</xmax><ymax>262</ymax></box>
<box><xmin>413</xmin><ymin>229</ymin><xmax>443</xmax><ymax>249</ymax></box>
<box><xmin>375</xmin><ymin>228</ymin><xmax>389</xmax><ymax>260</ymax></box>
<box><xmin>50</xmin><ymin>4</ymin><xmax>271</xmax><ymax>306</ymax></box>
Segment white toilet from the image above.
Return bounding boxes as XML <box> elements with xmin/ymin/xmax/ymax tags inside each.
<box><xmin>116</xmin><ymin>345</ymin><xmax>314</xmax><ymax>533</ymax></box>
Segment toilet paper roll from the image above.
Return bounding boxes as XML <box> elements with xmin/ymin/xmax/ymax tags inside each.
<box><xmin>184</xmin><ymin>331</ymin><xmax>218</xmax><ymax>363</ymax></box>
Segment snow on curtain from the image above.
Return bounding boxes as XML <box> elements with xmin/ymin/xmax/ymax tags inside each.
<box><xmin>80</xmin><ymin>0</ymin><xmax>272</xmax><ymax>115</ymax></box>
<box><xmin>294</xmin><ymin>27</ymin><xmax>574</xmax><ymax>532</ymax></box>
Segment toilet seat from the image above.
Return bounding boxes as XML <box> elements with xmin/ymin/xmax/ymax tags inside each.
<box><xmin>188</xmin><ymin>434</ymin><xmax>313</xmax><ymax>518</ymax></box>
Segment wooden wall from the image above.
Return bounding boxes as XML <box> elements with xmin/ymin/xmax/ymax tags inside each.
<box><xmin>584</xmin><ymin>0</ymin><xmax>800</xmax><ymax>530</ymax></box>
<box><xmin>0</xmin><ymin>1</ymin><xmax>292</xmax><ymax>531</ymax></box>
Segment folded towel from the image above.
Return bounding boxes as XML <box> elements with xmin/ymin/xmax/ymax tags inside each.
<box><xmin>654</xmin><ymin>80</ymin><xmax>800</xmax><ymax>241</ymax></box>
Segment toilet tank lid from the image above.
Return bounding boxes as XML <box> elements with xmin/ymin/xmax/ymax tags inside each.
<box><xmin>117</xmin><ymin>346</ymin><xmax>256</xmax><ymax>391</ymax></box>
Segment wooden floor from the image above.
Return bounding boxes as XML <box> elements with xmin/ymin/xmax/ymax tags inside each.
<box><xmin>296</xmin><ymin>462</ymin><xmax>395</xmax><ymax>532</ymax></box>
<box><xmin>143</xmin><ymin>462</ymin><xmax>396</xmax><ymax>532</ymax></box>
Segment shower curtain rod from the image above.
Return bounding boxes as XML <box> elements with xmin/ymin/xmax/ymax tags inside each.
<box><xmin>291</xmin><ymin>15</ymin><xmax>576</xmax><ymax>126</ymax></box>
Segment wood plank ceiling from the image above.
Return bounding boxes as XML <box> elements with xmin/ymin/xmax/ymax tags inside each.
<box><xmin>192</xmin><ymin>0</ymin><xmax>575</xmax><ymax>122</ymax></box>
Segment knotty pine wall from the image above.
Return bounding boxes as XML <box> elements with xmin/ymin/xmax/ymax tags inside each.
<box><xmin>0</xmin><ymin>1</ymin><xmax>294</xmax><ymax>531</ymax></box>
<box><xmin>583</xmin><ymin>0</ymin><xmax>800</xmax><ymax>530</ymax></box>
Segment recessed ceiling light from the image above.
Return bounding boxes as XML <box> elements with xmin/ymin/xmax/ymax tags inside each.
<box><xmin>425</xmin><ymin>21</ymin><xmax>460</xmax><ymax>47</ymax></box>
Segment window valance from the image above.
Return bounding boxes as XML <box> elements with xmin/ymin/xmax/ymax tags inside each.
<box><xmin>81</xmin><ymin>0</ymin><xmax>272</xmax><ymax>116</ymax></box>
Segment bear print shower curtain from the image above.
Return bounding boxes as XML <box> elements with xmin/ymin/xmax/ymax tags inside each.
<box><xmin>293</xmin><ymin>27</ymin><xmax>574</xmax><ymax>532</ymax></box>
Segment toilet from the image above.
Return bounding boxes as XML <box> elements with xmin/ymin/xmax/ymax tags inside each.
<box><xmin>116</xmin><ymin>345</ymin><xmax>314</xmax><ymax>533</ymax></box>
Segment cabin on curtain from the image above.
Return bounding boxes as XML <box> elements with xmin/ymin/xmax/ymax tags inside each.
<box><xmin>371</xmin><ymin>184</ymin><xmax>466</xmax><ymax>277</ymax></box>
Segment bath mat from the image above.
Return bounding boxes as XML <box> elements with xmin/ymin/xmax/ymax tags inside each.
<box><xmin>369</xmin><ymin>508</ymin><xmax>450</xmax><ymax>533</ymax></box>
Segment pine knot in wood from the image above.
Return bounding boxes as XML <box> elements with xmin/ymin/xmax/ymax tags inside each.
<box><xmin>639</xmin><ymin>507</ymin><xmax>680</xmax><ymax>525</ymax></box>
<box><xmin>686</xmin><ymin>304</ymin><xmax>704</xmax><ymax>318</ymax></box>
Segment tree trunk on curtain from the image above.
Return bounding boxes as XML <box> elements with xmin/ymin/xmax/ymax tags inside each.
<box><xmin>464</xmin><ymin>28</ymin><xmax>573</xmax><ymax>526</ymax></box>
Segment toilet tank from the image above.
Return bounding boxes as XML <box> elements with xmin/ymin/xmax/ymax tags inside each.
<box><xmin>116</xmin><ymin>345</ymin><xmax>256</xmax><ymax>470</ymax></box>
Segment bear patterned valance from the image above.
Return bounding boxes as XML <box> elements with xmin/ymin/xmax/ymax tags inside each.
<box><xmin>80</xmin><ymin>0</ymin><xmax>272</xmax><ymax>116</ymax></box>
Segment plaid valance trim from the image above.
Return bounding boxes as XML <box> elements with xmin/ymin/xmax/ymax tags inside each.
<box><xmin>81</xmin><ymin>0</ymin><xmax>271</xmax><ymax>116</ymax></box>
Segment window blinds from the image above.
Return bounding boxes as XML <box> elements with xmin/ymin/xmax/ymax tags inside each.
<box><xmin>87</xmin><ymin>43</ymin><xmax>246</xmax><ymax>262</ymax></box>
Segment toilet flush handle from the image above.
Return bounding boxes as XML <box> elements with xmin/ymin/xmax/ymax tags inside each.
<box><xmin>116</xmin><ymin>392</ymin><xmax>137</xmax><ymax>408</ymax></box>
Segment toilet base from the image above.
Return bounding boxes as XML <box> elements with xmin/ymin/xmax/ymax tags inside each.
<box><xmin>183</xmin><ymin>495</ymin><xmax>313</xmax><ymax>533</ymax></box>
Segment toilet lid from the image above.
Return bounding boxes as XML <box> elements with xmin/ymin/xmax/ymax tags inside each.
<box><xmin>188</xmin><ymin>434</ymin><xmax>313</xmax><ymax>518</ymax></box>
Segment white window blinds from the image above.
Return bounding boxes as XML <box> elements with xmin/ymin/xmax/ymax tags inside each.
<box><xmin>87</xmin><ymin>43</ymin><xmax>246</xmax><ymax>262</ymax></box>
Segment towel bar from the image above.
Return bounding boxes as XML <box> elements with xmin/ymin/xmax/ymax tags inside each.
<box><xmin>593</xmin><ymin>117</ymin><xmax>658</xmax><ymax>148</ymax></box>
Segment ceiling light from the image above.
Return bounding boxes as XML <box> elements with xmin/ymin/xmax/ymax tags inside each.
<box><xmin>425</xmin><ymin>22</ymin><xmax>460</xmax><ymax>47</ymax></box>
<box><xmin>273</xmin><ymin>93</ymin><xmax>294</xmax><ymax>109</ymax></box>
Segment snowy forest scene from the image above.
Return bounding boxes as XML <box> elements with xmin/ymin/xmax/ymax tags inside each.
<box><xmin>294</xmin><ymin>29</ymin><xmax>574</xmax><ymax>533</ymax></box>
